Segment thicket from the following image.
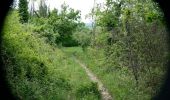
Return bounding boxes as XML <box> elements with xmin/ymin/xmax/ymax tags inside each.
<box><xmin>29</xmin><ymin>1</ymin><xmax>87</xmax><ymax>47</ymax></box>
<box><xmin>1</xmin><ymin>10</ymin><xmax>100</xmax><ymax>99</ymax></box>
<box><xmin>84</xmin><ymin>0</ymin><xmax>169</xmax><ymax>99</ymax></box>
<box><xmin>18</xmin><ymin>0</ymin><xmax>29</xmax><ymax>23</ymax></box>
<box><xmin>2</xmin><ymin>0</ymin><xmax>169</xmax><ymax>99</ymax></box>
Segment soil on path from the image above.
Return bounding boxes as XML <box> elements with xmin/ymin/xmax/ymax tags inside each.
<box><xmin>74</xmin><ymin>58</ymin><xmax>113</xmax><ymax>100</ymax></box>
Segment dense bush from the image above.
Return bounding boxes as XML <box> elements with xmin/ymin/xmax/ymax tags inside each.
<box><xmin>2</xmin><ymin>10</ymin><xmax>100</xmax><ymax>99</ymax></box>
<box><xmin>78</xmin><ymin>0</ymin><xmax>169</xmax><ymax>99</ymax></box>
<box><xmin>76</xmin><ymin>82</ymin><xmax>101</xmax><ymax>99</ymax></box>
<box><xmin>30</xmin><ymin>3</ymin><xmax>83</xmax><ymax>47</ymax></box>
<box><xmin>73</xmin><ymin>26</ymin><xmax>91</xmax><ymax>51</ymax></box>
<box><xmin>3</xmin><ymin>0</ymin><xmax>168</xmax><ymax>99</ymax></box>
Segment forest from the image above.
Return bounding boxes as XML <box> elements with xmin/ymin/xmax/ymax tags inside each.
<box><xmin>1</xmin><ymin>0</ymin><xmax>169</xmax><ymax>99</ymax></box>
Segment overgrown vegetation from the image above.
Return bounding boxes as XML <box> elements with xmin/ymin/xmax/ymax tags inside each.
<box><xmin>81</xmin><ymin>0</ymin><xmax>168</xmax><ymax>99</ymax></box>
<box><xmin>18</xmin><ymin>0</ymin><xmax>29</xmax><ymax>23</ymax></box>
<box><xmin>1</xmin><ymin>0</ymin><xmax>169</xmax><ymax>99</ymax></box>
<box><xmin>2</xmin><ymin>10</ymin><xmax>100</xmax><ymax>99</ymax></box>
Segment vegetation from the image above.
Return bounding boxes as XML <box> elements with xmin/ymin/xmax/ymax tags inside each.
<box><xmin>2</xmin><ymin>10</ymin><xmax>100</xmax><ymax>99</ymax></box>
<box><xmin>18</xmin><ymin>0</ymin><xmax>29</xmax><ymax>23</ymax></box>
<box><xmin>83</xmin><ymin>0</ymin><xmax>168</xmax><ymax>99</ymax></box>
<box><xmin>1</xmin><ymin>0</ymin><xmax>169</xmax><ymax>99</ymax></box>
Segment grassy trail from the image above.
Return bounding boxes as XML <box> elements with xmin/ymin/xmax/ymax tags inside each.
<box><xmin>62</xmin><ymin>47</ymin><xmax>113</xmax><ymax>100</ymax></box>
<box><xmin>74</xmin><ymin>58</ymin><xmax>113</xmax><ymax>100</ymax></box>
<box><xmin>61</xmin><ymin>47</ymin><xmax>149</xmax><ymax>100</ymax></box>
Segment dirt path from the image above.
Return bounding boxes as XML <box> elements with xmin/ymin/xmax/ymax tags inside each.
<box><xmin>74</xmin><ymin>58</ymin><xmax>113</xmax><ymax>100</ymax></box>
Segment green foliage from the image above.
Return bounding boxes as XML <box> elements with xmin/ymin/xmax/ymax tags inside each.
<box><xmin>95</xmin><ymin>0</ymin><xmax>122</xmax><ymax>30</ymax></box>
<box><xmin>18</xmin><ymin>0</ymin><xmax>29</xmax><ymax>23</ymax></box>
<box><xmin>2</xmin><ymin>11</ymin><xmax>100</xmax><ymax>99</ymax></box>
<box><xmin>76</xmin><ymin>82</ymin><xmax>101</xmax><ymax>99</ymax></box>
<box><xmin>38</xmin><ymin>0</ymin><xmax>48</xmax><ymax>17</ymax></box>
<box><xmin>49</xmin><ymin>3</ymin><xmax>81</xmax><ymax>46</ymax></box>
<box><xmin>73</xmin><ymin>26</ymin><xmax>91</xmax><ymax>51</ymax></box>
<box><xmin>83</xmin><ymin>0</ymin><xmax>169</xmax><ymax>99</ymax></box>
<box><xmin>3</xmin><ymin>0</ymin><xmax>168</xmax><ymax>99</ymax></box>
<box><xmin>31</xmin><ymin>17</ymin><xmax>60</xmax><ymax>45</ymax></box>
<box><xmin>30</xmin><ymin>3</ymin><xmax>83</xmax><ymax>47</ymax></box>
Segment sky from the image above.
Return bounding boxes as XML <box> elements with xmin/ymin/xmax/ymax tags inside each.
<box><xmin>32</xmin><ymin>0</ymin><xmax>105</xmax><ymax>23</ymax></box>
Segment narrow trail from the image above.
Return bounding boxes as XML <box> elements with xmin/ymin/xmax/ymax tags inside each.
<box><xmin>74</xmin><ymin>57</ymin><xmax>113</xmax><ymax>100</ymax></box>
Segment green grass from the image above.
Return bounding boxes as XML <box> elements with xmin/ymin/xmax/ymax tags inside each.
<box><xmin>61</xmin><ymin>47</ymin><xmax>83</xmax><ymax>54</ymax></box>
<box><xmin>2</xmin><ymin>11</ymin><xmax>101</xmax><ymax>100</ymax></box>
<box><xmin>3</xmin><ymin>10</ymin><xmax>162</xmax><ymax>100</ymax></box>
<box><xmin>63</xmin><ymin>46</ymin><xmax>153</xmax><ymax>100</ymax></box>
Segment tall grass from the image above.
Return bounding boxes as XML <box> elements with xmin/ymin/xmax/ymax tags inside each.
<box><xmin>65</xmin><ymin>46</ymin><xmax>163</xmax><ymax>100</ymax></box>
<box><xmin>1</xmin><ymin>10</ymin><xmax>100</xmax><ymax>100</ymax></box>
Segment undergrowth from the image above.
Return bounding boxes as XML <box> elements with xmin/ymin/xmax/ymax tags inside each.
<box><xmin>1</xmin><ymin>10</ymin><xmax>101</xmax><ymax>100</ymax></box>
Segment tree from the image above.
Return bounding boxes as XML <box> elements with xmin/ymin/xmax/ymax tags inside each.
<box><xmin>18</xmin><ymin>0</ymin><xmax>29</xmax><ymax>23</ymax></box>
<box><xmin>38</xmin><ymin>0</ymin><xmax>48</xmax><ymax>17</ymax></box>
<box><xmin>73</xmin><ymin>25</ymin><xmax>91</xmax><ymax>51</ymax></box>
<box><xmin>93</xmin><ymin>0</ymin><xmax>168</xmax><ymax>94</ymax></box>
<box><xmin>48</xmin><ymin>3</ymin><xmax>82</xmax><ymax>46</ymax></box>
